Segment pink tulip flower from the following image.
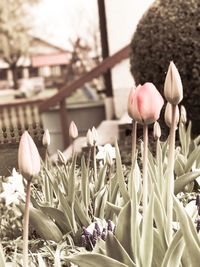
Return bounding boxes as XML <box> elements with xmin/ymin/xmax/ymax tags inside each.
<box><xmin>128</xmin><ymin>82</ymin><xmax>164</xmax><ymax>125</ymax></box>
<box><xmin>18</xmin><ymin>131</ymin><xmax>41</xmax><ymax>181</ymax></box>
<box><xmin>127</xmin><ymin>87</ymin><xmax>136</xmax><ymax>119</ymax></box>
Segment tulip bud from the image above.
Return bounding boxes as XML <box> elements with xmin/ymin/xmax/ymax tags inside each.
<box><xmin>153</xmin><ymin>121</ymin><xmax>161</xmax><ymax>140</ymax></box>
<box><xmin>128</xmin><ymin>82</ymin><xmax>164</xmax><ymax>125</ymax></box>
<box><xmin>180</xmin><ymin>105</ymin><xmax>187</xmax><ymax>124</ymax></box>
<box><xmin>57</xmin><ymin>149</ymin><xmax>67</xmax><ymax>165</ymax></box>
<box><xmin>86</xmin><ymin>129</ymin><xmax>93</xmax><ymax>147</ymax></box>
<box><xmin>164</xmin><ymin>61</ymin><xmax>183</xmax><ymax>105</ymax></box>
<box><xmin>42</xmin><ymin>129</ymin><xmax>50</xmax><ymax>147</ymax></box>
<box><xmin>69</xmin><ymin>121</ymin><xmax>78</xmax><ymax>139</ymax></box>
<box><xmin>92</xmin><ymin>127</ymin><xmax>98</xmax><ymax>145</ymax></box>
<box><xmin>164</xmin><ymin>102</ymin><xmax>180</xmax><ymax>128</ymax></box>
<box><xmin>18</xmin><ymin>131</ymin><xmax>41</xmax><ymax>181</ymax></box>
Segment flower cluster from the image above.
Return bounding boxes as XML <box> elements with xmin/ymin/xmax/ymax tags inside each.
<box><xmin>81</xmin><ymin>220</ymin><xmax>115</xmax><ymax>250</ymax></box>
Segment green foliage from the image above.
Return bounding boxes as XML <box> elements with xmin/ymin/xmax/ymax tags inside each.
<box><xmin>130</xmin><ymin>0</ymin><xmax>200</xmax><ymax>134</ymax></box>
<box><xmin>1</xmin><ymin>111</ymin><xmax>200</xmax><ymax>266</ymax></box>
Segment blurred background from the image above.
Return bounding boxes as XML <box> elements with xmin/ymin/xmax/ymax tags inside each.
<box><xmin>0</xmin><ymin>0</ymin><xmax>154</xmax><ymax>163</ymax></box>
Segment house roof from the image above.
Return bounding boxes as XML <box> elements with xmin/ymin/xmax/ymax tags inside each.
<box><xmin>31</xmin><ymin>52</ymin><xmax>70</xmax><ymax>67</ymax></box>
<box><xmin>28</xmin><ymin>35</ymin><xmax>70</xmax><ymax>55</ymax></box>
<box><xmin>0</xmin><ymin>36</ymin><xmax>71</xmax><ymax>68</ymax></box>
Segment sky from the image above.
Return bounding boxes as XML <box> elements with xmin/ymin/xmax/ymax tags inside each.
<box><xmin>30</xmin><ymin>0</ymin><xmax>154</xmax><ymax>50</ymax></box>
<box><xmin>31</xmin><ymin>0</ymin><xmax>98</xmax><ymax>49</ymax></box>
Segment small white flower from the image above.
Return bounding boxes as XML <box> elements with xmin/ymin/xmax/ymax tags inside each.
<box><xmin>0</xmin><ymin>168</ymin><xmax>25</xmax><ymax>205</ymax></box>
<box><xmin>96</xmin><ymin>144</ymin><xmax>116</xmax><ymax>163</ymax></box>
<box><xmin>92</xmin><ymin>127</ymin><xmax>99</xmax><ymax>144</ymax></box>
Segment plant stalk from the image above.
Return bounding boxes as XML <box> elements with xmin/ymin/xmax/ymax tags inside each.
<box><xmin>131</xmin><ymin>120</ymin><xmax>137</xmax><ymax>165</ymax></box>
<box><xmin>143</xmin><ymin>124</ymin><xmax>148</xmax><ymax>214</ymax></box>
<box><xmin>93</xmin><ymin>144</ymin><xmax>97</xmax><ymax>182</ymax></box>
<box><xmin>166</xmin><ymin>104</ymin><xmax>177</xmax><ymax>243</ymax></box>
<box><xmin>22</xmin><ymin>180</ymin><xmax>31</xmax><ymax>267</ymax></box>
<box><xmin>87</xmin><ymin>146</ymin><xmax>92</xmax><ymax>171</ymax></box>
<box><xmin>156</xmin><ymin>138</ymin><xmax>163</xmax><ymax>193</ymax></box>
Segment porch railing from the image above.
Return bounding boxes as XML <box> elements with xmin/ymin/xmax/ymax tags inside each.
<box><xmin>0</xmin><ymin>98</ymin><xmax>44</xmax><ymax>145</ymax></box>
<box><xmin>39</xmin><ymin>44</ymin><xmax>131</xmax><ymax>148</ymax></box>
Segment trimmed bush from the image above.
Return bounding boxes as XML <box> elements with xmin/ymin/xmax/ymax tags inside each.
<box><xmin>130</xmin><ymin>0</ymin><xmax>200</xmax><ymax>134</ymax></box>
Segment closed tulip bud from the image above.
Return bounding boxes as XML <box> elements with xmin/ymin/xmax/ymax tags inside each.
<box><xmin>69</xmin><ymin>121</ymin><xmax>78</xmax><ymax>139</ymax></box>
<box><xmin>128</xmin><ymin>82</ymin><xmax>164</xmax><ymax>125</ymax></box>
<box><xmin>153</xmin><ymin>121</ymin><xmax>161</xmax><ymax>140</ymax></box>
<box><xmin>164</xmin><ymin>61</ymin><xmax>183</xmax><ymax>105</ymax></box>
<box><xmin>42</xmin><ymin>129</ymin><xmax>50</xmax><ymax>147</ymax></box>
<box><xmin>86</xmin><ymin>129</ymin><xmax>94</xmax><ymax>147</ymax></box>
<box><xmin>164</xmin><ymin>102</ymin><xmax>180</xmax><ymax>128</ymax></box>
<box><xmin>180</xmin><ymin>105</ymin><xmax>187</xmax><ymax>124</ymax></box>
<box><xmin>18</xmin><ymin>131</ymin><xmax>41</xmax><ymax>181</ymax></box>
<box><xmin>92</xmin><ymin>127</ymin><xmax>98</xmax><ymax>145</ymax></box>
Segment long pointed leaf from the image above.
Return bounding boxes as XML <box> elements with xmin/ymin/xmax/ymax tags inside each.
<box><xmin>174</xmin><ymin>171</ymin><xmax>200</xmax><ymax>195</ymax></box>
<box><xmin>173</xmin><ymin>196</ymin><xmax>200</xmax><ymax>267</ymax></box>
<box><xmin>161</xmin><ymin>230</ymin><xmax>183</xmax><ymax>267</ymax></box>
<box><xmin>66</xmin><ymin>253</ymin><xmax>128</xmax><ymax>267</ymax></box>
<box><xmin>20</xmin><ymin>205</ymin><xmax>62</xmax><ymax>242</ymax></box>
<box><xmin>81</xmin><ymin>156</ymin><xmax>90</xmax><ymax>210</ymax></box>
<box><xmin>115</xmin><ymin>201</ymin><xmax>134</xmax><ymax>260</ymax></box>
<box><xmin>106</xmin><ymin>232</ymin><xmax>136</xmax><ymax>267</ymax></box>
<box><xmin>68</xmin><ymin>154</ymin><xmax>77</xmax><ymax>206</ymax></box>
<box><xmin>140</xmin><ymin>190</ymin><xmax>154</xmax><ymax>267</ymax></box>
<box><xmin>115</xmin><ymin>140</ymin><xmax>129</xmax><ymax>203</ymax></box>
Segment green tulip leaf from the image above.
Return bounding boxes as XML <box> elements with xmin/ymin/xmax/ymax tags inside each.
<box><xmin>95</xmin><ymin>163</ymin><xmax>107</xmax><ymax>192</ymax></box>
<box><xmin>106</xmin><ymin>232</ymin><xmax>136</xmax><ymax>267</ymax></box>
<box><xmin>37</xmin><ymin>206</ymin><xmax>70</xmax><ymax>233</ymax></box>
<box><xmin>173</xmin><ymin>196</ymin><xmax>200</xmax><ymax>267</ymax></box>
<box><xmin>161</xmin><ymin>230</ymin><xmax>184</xmax><ymax>267</ymax></box>
<box><xmin>66</xmin><ymin>253</ymin><xmax>128</xmax><ymax>267</ymax></box>
<box><xmin>185</xmin><ymin>146</ymin><xmax>200</xmax><ymax>172</ymax></box>
<box><xmin>152</xmin><ymin>229</ymin><xmax>166</xmax><ymax>267</ymax></box>
<box><xmin>174</xmin><ymin>171</ymin><xmax>200</xmax><ymax>195</ymax></box>
<box><xmin>81</xmin><ymin>156</ymin><xmax>90</xmax><ymax>210</ymax></box>
<box><xmin>20</xmin><ymin>205</ymin><xmax>62</xmax><ymax>242</ymax></box>
<box><xmin>94</xmin><ymin>186</ymin><xmax>108</xmax><ymax>219</ymax></box>
<box><xmin>74</xmin><ymin>195</ymin><xmax>91</xmax><ymax>226</ymax></box>
<box><xmin>68</xmin><ymin>154</ymin><xmax>77</xmax><ymax>206</ymax></box>
<box><xmin>140</xmin><ymin>190</ymin><xmax>154</xmax><ymax>267</ymax></box>
<box><xmin>115</xmin><ymin>140</ymin><xmax>130</xmax><ymax>203</ymax></box>
<box><xmin>106</xmin><ymin>201</ymin><xmax>121</xmax><ymax>216</ymax></box>
<box><xmin>115</xmin><ymin>200</ymin><xmax>134</xmax><ymax>260</ymax></box>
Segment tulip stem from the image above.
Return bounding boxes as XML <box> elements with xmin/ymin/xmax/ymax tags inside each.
<box><xmin>93</xmin><ymin>144</ymin><xmax>97</xmax><ymax>182</ymax></box>
<box><xmin>23</xmin><ymin>180</ymin><xmax>31</xmax><ymax>267</ymax></box>
<box><xmin>131</xmin><ymin>120</ymin><xmax>137</xmax><ymax>165</ymax></box>
<box><xmin>156</xmin><ymin>138</ymin><xmax>163</xmax><ymax>193</ymax></box>
<box><xmin>143</xmin><ymin>124</ymin><xmax>148</xmax><ymax>214</ymax></box>
<box><xmin>166</xmin><ymin>104</ymin><xmax>177</xmax><ymax>243</ymax></box>
<box><xmin>87</xmin><ymin>146</ymin><xmax>92</xmax><ymax>171</ymax></box>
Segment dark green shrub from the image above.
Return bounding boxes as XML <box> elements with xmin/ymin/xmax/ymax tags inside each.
<box><xmin>130</xmin><ymin>0</ymin><xmax>200</xmax><ymax>134</ymax></box>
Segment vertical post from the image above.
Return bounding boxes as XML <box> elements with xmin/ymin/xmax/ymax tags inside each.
<box><xmin>59</xmin><ymin>99</ymin><xmax>70</xmax><ymax>149</ymax></box>
<box><xmin>97</xmin><ymin>0</ymin><xmax>113</xmax><ymax>97</ymax></box>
